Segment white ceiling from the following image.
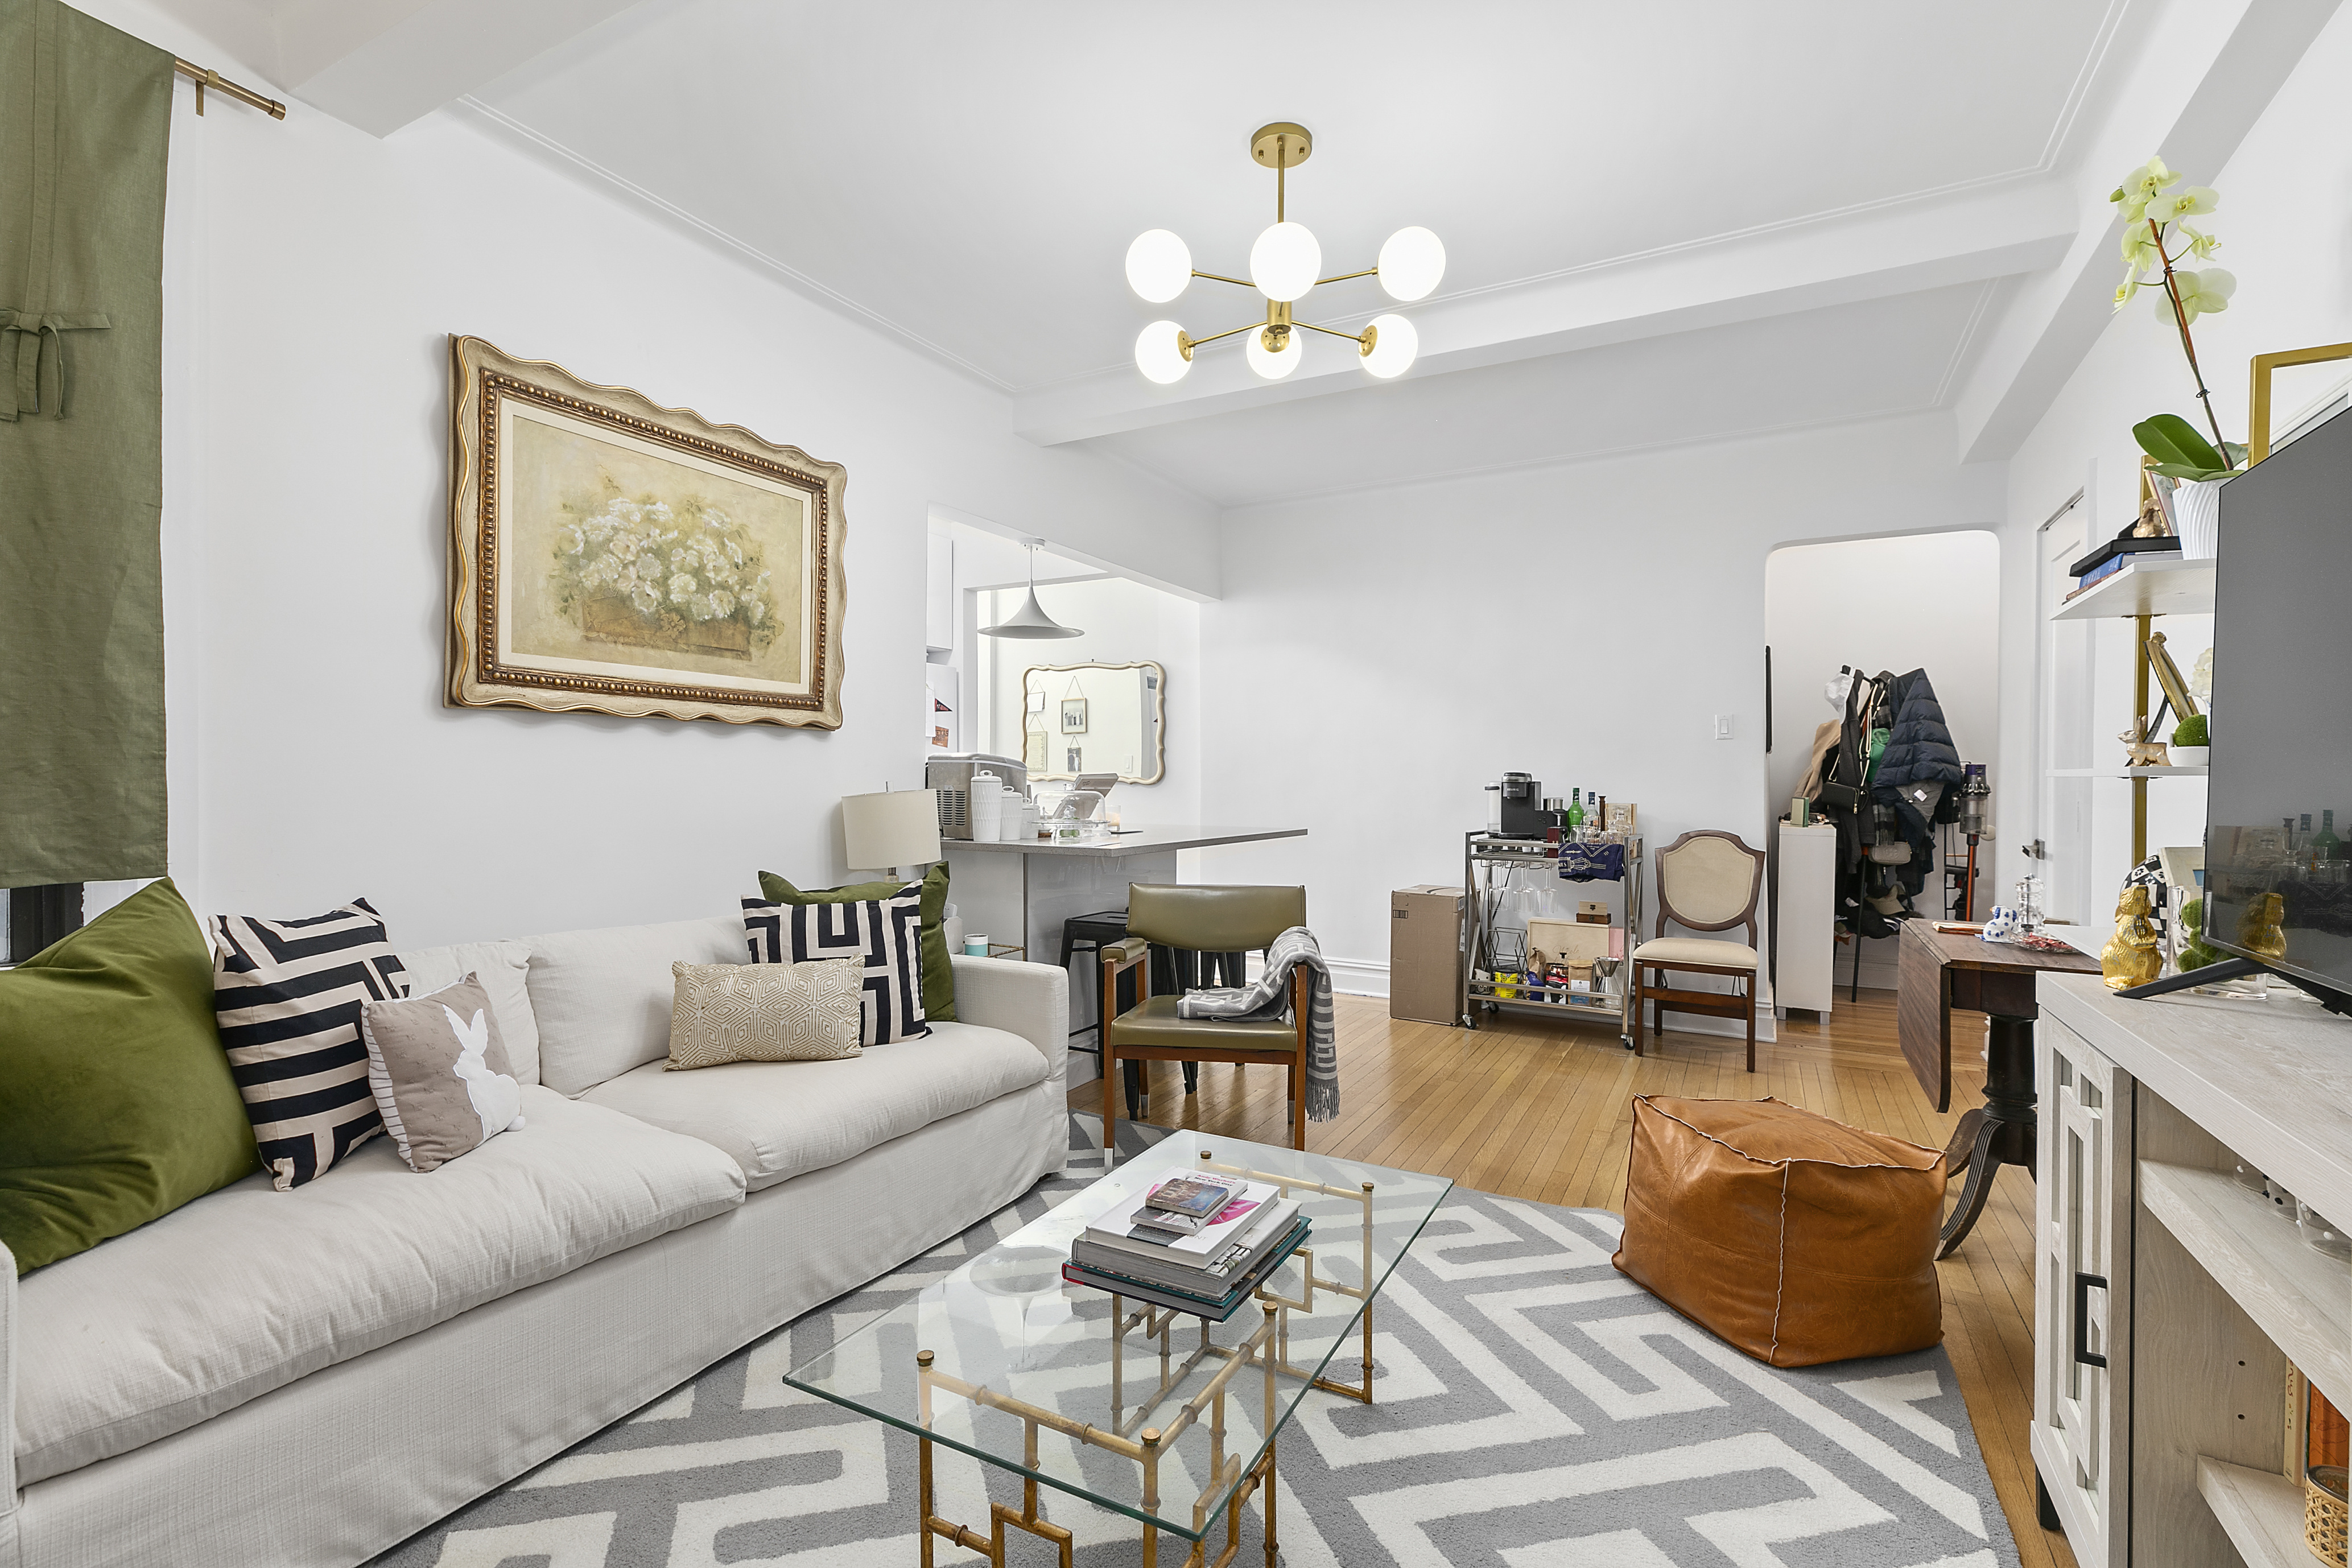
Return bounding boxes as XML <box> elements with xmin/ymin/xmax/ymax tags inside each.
<box><xmin>1089</xmin><ymin>283</ymin><xmax>2007</xmax><ymax>507</ymax></box>
<box><xmin>471</xmin><ymin>0</ymin><xmax>2118</xmax><ymax>392</ymax></box>
<box><xmin>159</xmin><ymin>0</ymin><xmax>2339</xmax><ymax>514</ymax></box>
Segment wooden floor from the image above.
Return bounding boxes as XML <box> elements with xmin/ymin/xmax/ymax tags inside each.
<box><xmin>1071</xmin><ymin>988</ymin><xmax>2075</xmax><ymax>1568</ymax></box>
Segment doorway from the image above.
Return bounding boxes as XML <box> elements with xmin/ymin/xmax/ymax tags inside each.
<box><xmin>1764</xmin><ymin>530</ymin><xmax>2001</xmax><ymax>997</ymax></box>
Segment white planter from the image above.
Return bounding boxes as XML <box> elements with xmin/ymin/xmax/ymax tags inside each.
<box><xmin>2172</xmin><ymin>477</ymin><xmax>2222</xmax><ymax>559</ymax></box>
<box><xmin>2170</xmin><ymin>746</ymin><xmax>2209</xmax><ymax>768</ymax></box>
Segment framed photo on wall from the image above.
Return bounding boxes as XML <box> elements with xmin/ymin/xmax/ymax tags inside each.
<box><xmin>445</xmin><ymin>336</ymin><xmax>845</xmax><ymax>728</ymax></box>
<box><xmin>1061</xmin><ymin>697</ymin><xmax>1088</xmax><ymax>734</ymax></box>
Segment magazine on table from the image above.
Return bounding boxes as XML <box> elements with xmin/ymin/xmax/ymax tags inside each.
<box><xmin>1063</xmin><ymin>1215</ymin><xmax>1312</xmax><ymax>1321</ymax></box>
<box><xmin>1074</xmin><ymin>1196</ymin><xmax>1302</xmax><ymax>1289</ymax></box>
<box><xmin>1082</xmin><ymin>1178</ymin><xmax>1279</xmax><ymax>1260</ymax></box>
<box><xmin>1138</xmin><ymin>1174</ymin><xmax>1243</xmax><ymax>1231</ymax></box>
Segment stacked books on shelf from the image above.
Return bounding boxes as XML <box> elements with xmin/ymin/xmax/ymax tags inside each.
<box><xmin>1063</xmin><ymin>1171</ymin><xmax>1309</xmax><ymax>1321</ymax></box>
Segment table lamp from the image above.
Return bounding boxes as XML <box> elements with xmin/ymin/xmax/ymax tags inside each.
<box><xmin>841</xmin><ymin>789</ymin><xmax>943</xmax><ymax>877</ymax></box>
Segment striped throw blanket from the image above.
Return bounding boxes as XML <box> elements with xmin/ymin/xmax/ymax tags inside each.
<box><xmin>1172</xmin><ymin>925</ymin><xmax>1338</xmax><ymax>1121</ymax></box>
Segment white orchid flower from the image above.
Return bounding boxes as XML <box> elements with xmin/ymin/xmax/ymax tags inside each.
<box><xmin>2163</xmin><ymin>267</ymin><xmax>2235</xmax><ymax>323</ymax></box>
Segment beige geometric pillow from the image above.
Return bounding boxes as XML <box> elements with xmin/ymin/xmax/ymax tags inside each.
<box><xmin>667</xmin><ymin>958</ymin><xmax>864</xmax><ymax>1070</ymax></box>
<box><xmin>358</xmin><ymin>973</ymin><xmax>527</xmax><ymax>1173</ymax></box>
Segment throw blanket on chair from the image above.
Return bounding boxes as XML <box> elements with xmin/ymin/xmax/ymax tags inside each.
<box><xmin>1173</xmin><ymin>925</ymin><xmax>1339</xmax><ymax>1121</ymax></box>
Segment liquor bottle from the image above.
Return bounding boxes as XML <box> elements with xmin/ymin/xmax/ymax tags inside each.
<box><xmin>1566</xmin><ymin>790</ymin><xmax>1585</xmax><ymax>836</ymax></box>
<box><xmin>2317</xmin><ymin>810</ymin><xmax>2343</xmax><ymax>865</ymax></box>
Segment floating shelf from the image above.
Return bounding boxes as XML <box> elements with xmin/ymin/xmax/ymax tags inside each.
<box><xmin>2048</xmin><ymin>765</ymin><xmax>2209</xmax><ymax>779</ymax></box>
<box><xmin>2196</xmin><ymin>1456</ymin><xmax>2309</xmax><ymax>1568</ymax></box>
<box><xmin>2051</xmin><ymin>555</ymin><xmax>2216</xmax><ymax>621</ymax></box>
<box><xmin>2141</xmin><ymin>1160</ymin><xmax>2352</xmax><ymax>1412</ymax></box>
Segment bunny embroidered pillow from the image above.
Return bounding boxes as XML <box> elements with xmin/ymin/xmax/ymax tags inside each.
<box><xmin>358</xmin><ymin>973</ymin><xmax>527</xmax><ymax>1172</ymax></box>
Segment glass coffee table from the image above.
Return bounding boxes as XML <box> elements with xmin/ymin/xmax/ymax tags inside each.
<box><xmin>785</xmin><ymin>1130</ymin><xmax>1451</xmax><ymax>1567</ymax></box>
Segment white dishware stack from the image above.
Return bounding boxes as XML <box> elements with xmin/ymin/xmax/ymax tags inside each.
<box><xmin>1000</xmin><ymin>785</ymin><xmax>1025</xmax><ymax>841</ymax></box>
<box><xmin>968</xmin><ymin>770</ymin><xmax>1004</xmax><ymax>842</ymax></box>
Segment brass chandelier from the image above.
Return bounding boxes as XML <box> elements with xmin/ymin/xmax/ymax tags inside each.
<box><xmin>1125</xmin><ymin>122</ymin><xmax>1444</xmax><ymax>385</ymax></box>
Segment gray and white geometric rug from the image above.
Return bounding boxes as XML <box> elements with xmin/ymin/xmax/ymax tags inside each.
<box><xmin>375</xmin><ymin>1116</ymin><xmax>2017</xmax><ymax>1567</ymax></box>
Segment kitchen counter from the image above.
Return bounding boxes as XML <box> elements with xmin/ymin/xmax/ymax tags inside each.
<box><xmin>943</xmin><ymin>824</ymin><xmax>1307</xmax><ymax>856</ymax></box>
<box><xmin>943</xmin><ymin>824</ymin><xmax>1309</xmax><ymax>1085</ymax></box>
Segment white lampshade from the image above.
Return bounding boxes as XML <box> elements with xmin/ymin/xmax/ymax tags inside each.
<box><xmin>1124</xmin><ymin>229</ymin><xmax>1192</xmax><ymax>303</ymax></box>
<box><xmin>841</xmin><ymin>789</ymin><xmax>943</xmax><ymax>872</ymax></box>
<box><xmin>1134</xmin><ymin>319</ymin><xmax>1192</xmax><ymax>385</ymax></box>
<box><xmin>1249</xmin><ymin>221</ymin><xmax>1321</xmax><ymax>303</ymax></box>
<box><xmin>1377</xmin><ymin>225</ymin><xmax>1445</xmax><ymax>302</ymax></box>
<box><xmin>1360</xmin><ymin>313</ymin><xmax>1419</xmax><ymax>378</ymax></box>
<box><xmin>1245</xmin><ymin>325</ymin><xmax>1305</xmax><ymax>380</ymax></box>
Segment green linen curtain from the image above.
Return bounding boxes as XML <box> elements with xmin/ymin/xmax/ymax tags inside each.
<box><xmin>0</xmin><ymin>0</ymin><xmax>172</xmax><ymax>886</ymax></box>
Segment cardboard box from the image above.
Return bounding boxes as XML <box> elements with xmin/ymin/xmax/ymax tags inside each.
<box><xmin>1390</xmin><ymin>885</ymin><xmax>1464</xmax><ymax>1025</ymax></box>
<box><xmin>1527</xmin><ymin>917</ymin><xmax>1611</xmax><ymax>968</ymax></box>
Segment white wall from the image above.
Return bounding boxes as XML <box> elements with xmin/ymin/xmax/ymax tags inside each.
<box><xmin>88</xmin><ymin>0</ymin><xmax>1216</xmax><ymax>948</ymax></box>
<box><xmin>1992</xmin><ymin>0</ymin><xmax>2352</xmax><ymax>943</ymax></box>
<box><xmin>1192</xmin><ymin>412</ymin><xmax>2005</xmax><ymax>989</ymax></box>
<box><xmin>1765</xmin><ymin>531</ymin><xmax>2001</xmax><ymax>985</ymax></box>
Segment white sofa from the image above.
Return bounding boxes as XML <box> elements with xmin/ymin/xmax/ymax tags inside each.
<box><xmin>0</xmin><ymin>914</ymin><xmax>1070</xmax><ymax>1568</ymax></box>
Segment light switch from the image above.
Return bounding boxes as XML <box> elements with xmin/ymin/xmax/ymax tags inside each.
<box><xmin>1714</xmin><ymin>714</ymin><xmax>1734</xmax><ymax>740</ymax></box>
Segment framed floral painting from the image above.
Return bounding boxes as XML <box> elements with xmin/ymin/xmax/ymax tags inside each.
<box><xmin>446</xmin><ymin>336</ymin><xmax>845</xmax><ymax>728</ymax></box>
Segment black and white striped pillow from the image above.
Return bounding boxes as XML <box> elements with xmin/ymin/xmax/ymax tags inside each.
<box><xmin>211</xmin><ymin>899</ymin><xmax>407</xmax><ymax>1190</ymax></box>
<box><xmin>742</xmin><ymin>888</ymin><xmax>926</xmax><ymax>1046</ymax></box>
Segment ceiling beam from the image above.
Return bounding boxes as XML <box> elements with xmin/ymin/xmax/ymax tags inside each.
<box><xmin>1950</xmin><ymin>0</ymin><xmax>2343</xmax><ymax>463</ymax></box>
<box><xmin>278</xmin><ymin>0</ymin><xmax>645</xmax><ymax>137</ymax></box>
<box><xmin>1012</xmin><ymin>179</ymin><xmax>2078</xmax><ymax>447</ymax></box>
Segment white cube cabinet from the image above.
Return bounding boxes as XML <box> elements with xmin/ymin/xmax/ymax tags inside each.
<box><xmin>2033</xmin><ymin>975</ymin><xmax>2352</xmax><ymax>1568</ymax></box>
<box><xmin>2032</xmin><ymin>1017</ymin><xmax>2132</xmax><ymax>1567</ymax></box>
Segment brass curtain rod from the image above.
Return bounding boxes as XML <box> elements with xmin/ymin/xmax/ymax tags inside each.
<box><xmin>171</xmin><ymin>57</ymin><xmax>286</xmax><ymax>119</ymax></box>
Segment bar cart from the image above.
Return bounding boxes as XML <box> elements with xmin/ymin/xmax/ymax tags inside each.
<box><xmin>1461</xmin><ymin>831</ymin><xmax>1645</xmax><ymax>1050</ymax></box>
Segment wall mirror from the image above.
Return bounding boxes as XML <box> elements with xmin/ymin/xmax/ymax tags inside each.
<box><xmin>1022</xmin><ymin>661</ymin><xmax>1165</xmax><ymax>783</ymax></box>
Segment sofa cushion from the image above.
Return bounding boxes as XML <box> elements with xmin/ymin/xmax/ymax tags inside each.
<box><xmin>760</xmin><ymin>862</ymin><xmax>955</xmax><ymax>1021</ymax></box>
<box><xmin>360</xmin><ymin>974</ymin><xmax>527</xmax><ymax>1172</ymax></box>
<box><xmin>397</xmin><ymin>939</ymin><xmax>539</xmax><ymax>1086</ymax></box>
<box><xmin>11</xmin><ymin>1083</ymin><xmax>744</xmax><ymax>1486</ymax></box>
<box><xmin>525</xmin><ymin>915</ymin><xmax>746</xmax><ymax>1095</ymax></box>
<box><xmin>208</xmin><ymin>898</ymin><xmax>408</xmax><ymax>1189</ymax></box>
<box><xmin>0</xmin><ymin>880</ymin><xmax>259</xmax><ymax>1275</ymax></box>
<box><xmin>579</xmin><ymin>1020</ymin><xmax>1047</xmax><ymax>1191</ymax></box>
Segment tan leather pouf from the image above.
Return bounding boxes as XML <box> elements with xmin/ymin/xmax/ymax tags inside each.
<box><xmin>1613</xmin><ymin>1095</ymin><xmax>1946</xmax><ymax>1367</ymax></box>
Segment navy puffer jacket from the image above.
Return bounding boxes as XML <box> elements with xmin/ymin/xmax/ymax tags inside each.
<box><xmin>1873</xmin><ymin>667</ymin><xmax>1962</xmax><ymax>827</ymax></box>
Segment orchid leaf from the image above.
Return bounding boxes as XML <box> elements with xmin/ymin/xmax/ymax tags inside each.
<box><xmin>2135</xmin><ymin>413</ymin><xmax>2227</xmax><ymax>473</ymax></box>
<box><xmin>2149</xmin><ymin>461</ymin><xmax>2232</xmax><ymax>481</ymax></box>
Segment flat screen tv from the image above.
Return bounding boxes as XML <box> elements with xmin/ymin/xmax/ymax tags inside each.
<box><xmin>2196</xmin><ymin>404</ymin><xmax>2352</xmax><ymax>1009</ymax></box>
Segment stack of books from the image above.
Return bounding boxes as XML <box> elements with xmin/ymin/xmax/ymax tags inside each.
<box><xmin>1063</xmin><ymin>1172</ymin><xmax>1309</xmax><ymax>1321</ymax></box>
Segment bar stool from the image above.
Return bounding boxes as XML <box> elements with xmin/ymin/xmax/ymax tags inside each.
<box><xmin>1059</xmin><ymin>911</ymin><xmax>1225</xmax><ymax>1116</ymax></box>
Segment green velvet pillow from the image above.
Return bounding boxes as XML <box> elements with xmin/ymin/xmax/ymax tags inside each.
<box><xmin>758</xmin><ymin>863</ymin><xmax>955</xmax><ymax>1022</ymax></box>
<box><xmin>0</xmin><ymin>879</ymin><xmax>260</xmax><ymax>1274</ymax></box>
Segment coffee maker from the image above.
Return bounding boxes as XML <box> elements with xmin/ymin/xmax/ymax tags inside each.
<box><xmin>1487</xmin><ymin>772</ymin><xmax>1548</xmax><ymax>839</ymax></box>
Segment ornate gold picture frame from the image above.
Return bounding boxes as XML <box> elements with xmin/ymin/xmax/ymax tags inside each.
<box><xmin>447</xmin><ymin>336</ymin><xmax>845</xmax><ymax>728</ymax></box>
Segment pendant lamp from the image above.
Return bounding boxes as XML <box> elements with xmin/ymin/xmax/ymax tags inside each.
<box><xmin>979</xmin><ymin>542</ymin><xmax>1084</xmax><ymax>640</ymax></box>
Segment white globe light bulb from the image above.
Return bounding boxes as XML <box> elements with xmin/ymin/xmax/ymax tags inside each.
<box><xmin>1360</xmin><ymin>313</ymin><xmax>1419</xmax><ymax>378</ymax></box>
<box><xmin>1248</xmin><ymin>221</ymin><xmax>1322</xmax><ymax>303</ymax></box>
<box><xmin>1124</xmin><ymin>229</ymin><xmax>1191</xmax><ymax>303</ymax></box>
<box><xmin>1244</xmin><ymin>324</ymin><xmax>1305</xmax><ymax>381</ymax></box>
<box><xmin>1133</xmin><ymin>320</ymin><xmax>1191</xmax><ymax>385</ymax></box>
<box><xmin>1377</xmin><ymin>226</ymin><xmax>1446</xmax><ymax>302</ymax></box>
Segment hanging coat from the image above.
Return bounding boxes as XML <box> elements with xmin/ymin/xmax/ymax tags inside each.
<box><xmin>1871</xmin><ymin>669</ymin><xmax>1963</xmax><ymax>893</ymax></box>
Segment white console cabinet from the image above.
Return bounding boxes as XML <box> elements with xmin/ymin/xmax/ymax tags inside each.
<box><xmin>2033</xmin><ymin>976</ymin><xmax>2352</xmax><ymax>1568</ymax></box>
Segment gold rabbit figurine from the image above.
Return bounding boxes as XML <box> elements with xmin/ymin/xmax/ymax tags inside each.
<box><xmin>2236</xmin><ymin>890</ymin><xmax>2288</xmax><ymax>962</ymax></box>
<box><xmin>2102</xmin><ymin>885</ymin><xmax>2163</xmax><ymax>990</ymax></box>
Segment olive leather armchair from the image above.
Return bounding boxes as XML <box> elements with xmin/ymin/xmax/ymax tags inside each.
<box><xmin>1099</xmin><ymin>884</ymin><xmax>1310</xmax><ymax>1157</ymax></box>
